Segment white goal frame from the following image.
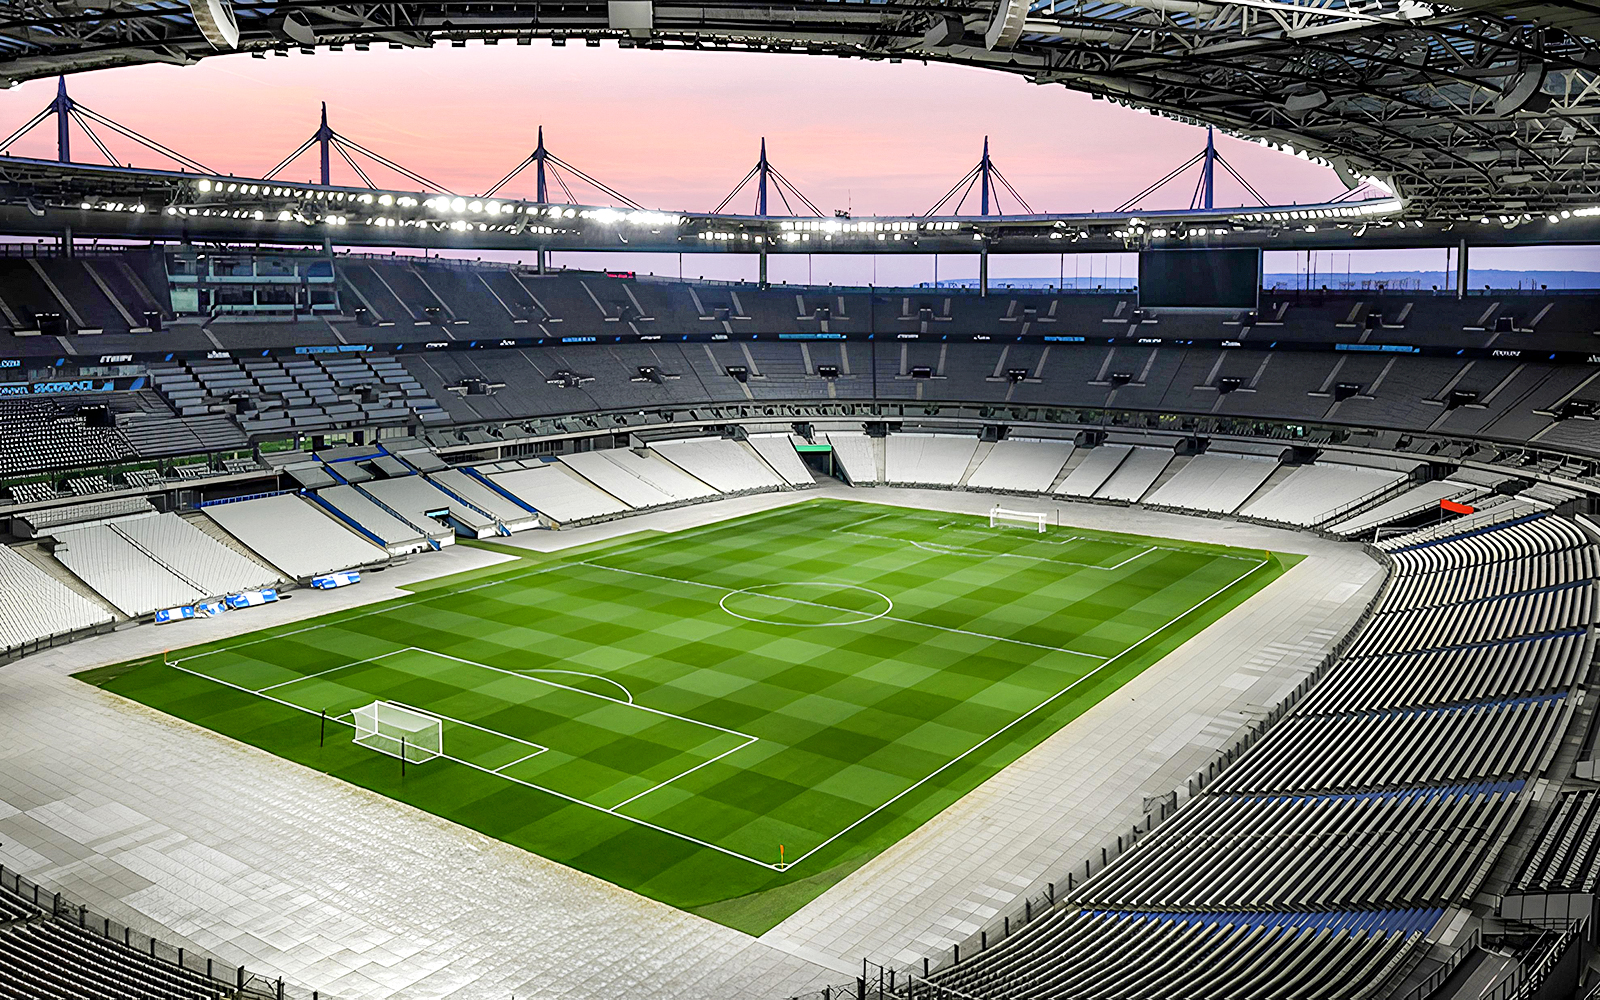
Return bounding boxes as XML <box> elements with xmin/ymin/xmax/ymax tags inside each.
<box><xmin>989</xmin><ymin>506</ymin><xmax>1049</xmax><ymax>533</ymax></box>
<box><xmin>352</xmin><ymin>701</ymin><xmax>443</xmax><ymax>763</ymax></box>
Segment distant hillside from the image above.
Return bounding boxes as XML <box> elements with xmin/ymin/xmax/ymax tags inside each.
<box><xmin>932</xmin><ymin>269</ymin><xmax>1600</xmax><ymax>291</ymax></box>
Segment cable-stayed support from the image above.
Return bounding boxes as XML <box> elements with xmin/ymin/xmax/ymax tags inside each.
<box><xmin>0</xmin><ymin>77</ymin><xmax>211</xmax><ymax>173</ymax></box>
<box><xmin>1117</xmin><ymin>127</ymin><xmax>1269</xmax><ymax>213</ymax></box>
<box><xmin>923</xmin><ymin>138</ymin><xmax>1033</xmax><ymax>216</ymax></box>
<box><xmin>712</xmin><ymin>139</ymin><xmax>823</xmax><ymax>217</ymax></box>
<box><xmin>264</xmin><ymin>104</ymin><xmax>455</xmax><ymax>194</ymax></box>
<box><xmin>481</xmin><ymin>127</ymin><xmax>642</xmax><ymax>209</ymax></box>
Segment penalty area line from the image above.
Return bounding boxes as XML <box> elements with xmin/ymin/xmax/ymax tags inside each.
<box><xmin>782</xmin><ymin>555</ymin><xmax>1273</xmax><ymax>869</ymax></box>
<box><xmin>161</xmin><ymin>656</ymin><xmax>783</xmax><ymax>871</ymax></box>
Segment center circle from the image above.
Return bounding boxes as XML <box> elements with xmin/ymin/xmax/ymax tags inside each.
<box><xmin>720</xmin><ymin>582</ymin><xmax>893</xmax><ymax>627</ymax></box>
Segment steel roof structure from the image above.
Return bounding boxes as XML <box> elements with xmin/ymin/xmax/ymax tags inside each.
<box><xmin>0</xmin><ymin>0</ymin><xmax>1598</xmax><ymax>226</ymax></box>
<box><xmin>10</xmin><ymin>153</ymin><xmax>1599</xmax><ymax>254</ymax></box>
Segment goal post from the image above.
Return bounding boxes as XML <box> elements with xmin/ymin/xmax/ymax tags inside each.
<box><xmin>352</xmin><ymin>701</ymin><xmax>443</xmax><ymax>764</ymax></box>
<box><xmin>990</xmin><ymin>506</ymin><xmax>1049</xmax><ymax>533</ymax></box>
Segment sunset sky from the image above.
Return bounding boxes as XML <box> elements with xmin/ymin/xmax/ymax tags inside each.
<box><xmin>5</xmin><ymin>44</ymin><xmax>1593</xmax><ymax>284</ymax></box>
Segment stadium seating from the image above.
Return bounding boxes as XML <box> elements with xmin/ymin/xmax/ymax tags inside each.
<box><xmin>1324</xmin><ymin>480</ymin><xmax>1486</xmax><ymax>537</ymax></box>
<box><xmin>964</xmin><ymin>439</ymin><xmax>1075</xmax><ymax>494</ymax></box>
<box><xmin>1237</xmin><ymin>462</ymin><xmax>1409</xmax><ymax>526</ymax></box>
<box><xmin>1142</xmin><ymin>453</ymin><xmax>1279</xmax><ymax>514</ymax></box>
<box><xmin>1092</xmin><ymin>446</ymin><xmax>1171</xmax><ymax>502</ymax></box>
<box><xmin>1509</xmin><ymin>791</ymin><xmax>1600</xmax><ymax>897</ymax></box>
<box><xmin>429</xmin><ymin>468</ymin><xmax>540</xmax><ymax>531</ymax></box>
<box><xmin>747</xmin><ymin>433</ymin><xmax>815</xmax><ymax>487</ymax></box>
<box><xmin>50</xmin><ymin>522</ymin><xmax>209</xmax><ymax>617</ymax></box>
<box><xmin>555</xmin><ymin>452</ymin><xmax>676</xmax><ymax>508</ymax></box>
<box><xmin>650</xmin><ymin>438</ymin><xmax>788</xmax><ymax>494</ymax></box>
<box><xmin>488</xmin><ymin>462</ymin><xmax>631</xmax><ymax>524</ymax></box>
<box><xmin>1057</xmin><ymin>445</ymin><xmax>1131</xmax><ymax>497</ymax></box>
<box><xmin>313</xmin><ymin>484</ymin><xmax>431</xmax><ymax>553</ymax></box>
<box><xmin>111</xmin><ymin>513</ymin><xmax>281</xmax><ymax>595</ymax></box>
<box><xmin>361</xmin><ymin>476</ymin><xmax>478</xmax><ymax>540</ymax></box>
<box><xmin>823</xmin><ymin>433</ymin><xmax>879</xmax><ymax>485</ymax></box>
<box><xmin>202</xmin><ymin>494</ymin><xmax>391</xmax><ymax>578</ymax></box>
<box><xmin>0</xmin><ymin>545</ymin><xmax>114</xmax><ymax>652</ymax></box>
<box><xmin>0</xmin><ymin>400</ymin><xmax>137</xmax><ymax>478</ymax></box>
<box><xmin>0</xmin><ymin>871</ymin><xmax>240</xmax><ymax>1000</ymax></box>
<box><xmin>927</xmin><ymin>511</ymin><xmax>1594</xmax><ymax>999</ymax></box>
<box><xmin>584</xmin><ymin>448</ymin><xmax>718</xmax><ymax>502</ymax></box>
<box><xmin>883</xmin><ymin>434</ymin><xmax>980</xmax><ymax>488</ymax></box>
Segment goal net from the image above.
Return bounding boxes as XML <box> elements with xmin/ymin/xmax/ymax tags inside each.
<box><xmin>990</xmin><ymin>506</ymin><xmax>1048</xmax><ymax>533</ymax></box>
<box><xmin>352</xmin><ymin>701</ymin><xmax>443</xmax><ymax>763</ymax></box>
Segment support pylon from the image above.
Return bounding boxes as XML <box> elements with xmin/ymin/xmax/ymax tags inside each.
<box><xmin>481</xmin><ymin>126</ymin><xmax>638</xmax><ymax>207</ymax></box>
<box><xmin>923</xmin><ymin>138</ymin><xmax>1033</xmax><ymax>217</ymax></box>
<box><xmin>265</xmin><ymin>104</ymin><xmax>453</xmax><ymax>193</ymax></box>
<box><xmin>980</xmin><ymin>136</ymin><xmax>991</xmax><ymax>216</ymax></box>
<box><xmin>0</xmin><ymin>77</ymin><xmax>210</xmax><ymax>171</ymax></box>
<box><xmin>757</xmin><ymin>138</ymin><xmax>769</xmax><ymax>217</ymax></box>
<box><xmin>317</xmin><ymin>103</ymin><xmax>332</xmax><ymax>186</ymax></box>
<box><xmin>54</xmin><ymin>78</ymin><xmax>70</xmax><ymax>163</ymax></box>
<box><xmin>1117</xmin><ymin>126</ymin><xmax>1267</xmax><ymax>213</ymax></box>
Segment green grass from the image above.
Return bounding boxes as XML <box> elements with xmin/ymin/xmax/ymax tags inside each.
<box><xmin>83</xmin><ymin>499</ymin><xmax>1297</xmax><ymax>933</ymax></box>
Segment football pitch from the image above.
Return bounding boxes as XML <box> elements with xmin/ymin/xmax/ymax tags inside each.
<box><xmin>83</xmin><ymin>499</ymin><xmax>1297</xmax><ymax>933</ymax></box>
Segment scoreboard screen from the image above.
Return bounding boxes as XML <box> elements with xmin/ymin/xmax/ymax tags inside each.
<box><xmin>1138</xmin><ymin>248</ymin><xmax>1261</xmax><ymax>310</ymax></box>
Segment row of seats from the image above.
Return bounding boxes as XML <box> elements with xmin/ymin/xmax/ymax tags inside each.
<box><xmin>1511</xmin><ymin>790</ymin><xmax>1600</xmax><ymax>895</ymax></box>
<box><xmin>648</xmin><ymin>438</ymin><xmax>787</xmax><ymax>494</ymax></box>
<box><xmin>1211</xmin><ymin>697</ymin><xmax>1567</xmax><ymax>794</ymax></box>
<box><xmin>0</xmin><ymin>859</ymin><xmax>228</xmax><ymax>1000</ymax></box>
<box><xmin>883</xmin><ymin>434</ymin><xmax>981</xmax><ymax>488</ymax></box>
<box><xmin>150</xmin><ymin>354</ymin><xmax>449</xmax><ymax>436</ymax></box>
<box><xmin>964</xmin><ymin>439</ymin><xmax>1075</xmax><ymax>494</ymax></box>
<box><xmin>387</xmin><ymin>338</ymin><xmax>1596</xmax><ymax>457</ymax></box>
<box><xmin>48</xmin><ymin>513</ymin><xmax>279</xmax><ymax>618</ymax></box>
<box><xmin>1303</xmin><ymin>631</ymin><xmax>1588</xmax><ymax>715</ymax></box>
<box><xmin>928</xmin><ymin>512</ymin><xmax>1595</xmax><ymax>999</ymax></box>
<box><xmin>1383</xmin><ymin>545</ymin><xmax>1596</xmax><ymax>612</ymax></box>
<box><xmin>0</xmin><ymin>401</ymin><xmax>136</xmax><ymax>479</ymax></box>
<box><xmin>202</xmin><ymin>493</ymin><xmax>392</xmax><ymax>578</ymax></box>
<box><xmin>1350</xmin><ymin>581</ymin><xmax>1593</xmax><ymax>656</ymax></box>
<box><xmin>0</xmin><ymin>921</ymin><xmax>223</xmax><ymax>1000</ymax></box>
<box><xmin>1143</xmin><ymin>453</ymin><xmax>1279</xmax><ymax>514</ymax></box>
<box><xmin>176</xmin><ymin>261</ymin><xmax>1600</xmax><ymax>355</ymax></box>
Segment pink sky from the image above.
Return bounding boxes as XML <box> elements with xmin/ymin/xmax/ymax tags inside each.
<box><xmin>4</xmin><ymin>45</ymin><xmax>1595</xmax><ymax>282</ymax></box>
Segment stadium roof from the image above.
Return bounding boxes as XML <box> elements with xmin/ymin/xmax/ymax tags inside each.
<box><xmin>0</xmin><ymin>1</ymin><xmax>1597</xmax><ymax>224</ymax></box>
<box><xmin>7</xmin><ymin>154</ymin><xmax>1598</xmax><ymax>251</ymax></box>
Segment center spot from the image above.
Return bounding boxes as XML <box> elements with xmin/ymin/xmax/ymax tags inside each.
<box><xmin>720</xmin><ymin>582</ymin><xmax>893</xmax><ymax>627</ymax></box>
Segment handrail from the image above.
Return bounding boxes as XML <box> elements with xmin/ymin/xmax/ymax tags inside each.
<box><xmin>1481</xmin><ymin>917</ymin><xmax>1589</xmax><ymax>1000</ymax></box>
<box><xmin>1313</xmin><ymin>471</ymin><xmax>1419</xmax><ymax>528</ymax></box>
<box><xmin>1394</xmin><ymin>927</ymin><xmax>1482</xmax><ymax>1000</ymax></box>
<box><xmin>0</xmin><ymin>864</ymin><xmax>331</xmax><ymax>1000</ymax></box>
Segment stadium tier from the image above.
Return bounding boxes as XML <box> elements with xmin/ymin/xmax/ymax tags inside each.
<box><xmin>1</xmin><ymin>251</ymin><xmax>1598</xmax><ymax>1000</ymax></box>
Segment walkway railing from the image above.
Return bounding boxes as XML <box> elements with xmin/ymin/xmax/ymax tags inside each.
<box><xmin>0</xmin><ymin>865</ymin><xmax>330</xmax><ymax>1000</ymax></box>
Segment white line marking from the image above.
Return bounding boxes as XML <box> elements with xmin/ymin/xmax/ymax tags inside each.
<box><xmin>581</xmin><ymin>562</ymin><xmax>1107</xmax><ymax>661</ymax></box>
<box><xmin>254</xmin><ymin>651</ymin><xmax>399</xmax><ymax>693</ymax></box>
<box><xmin>167</xmin><ymin>651</ymin><xmax>776</xmax><ymax>869</ymax></box>
<box><xmin>609</xmin><ymin>735</ymin><xmax>760</xmax><ymax>812</ymax></box>
<box><xmin>838</xmin><ymin>525</ymin><xmax>1256</xmax><ymax>569</ymax></box>
<box><xmin>719</xmin><ymin>582</ymin><xmax>894</xmax><ymax>627</ymax></box>
<box><xmin>1104</xmin><ymin>546</ymin><xmax>1157</xmax><ymax>571</ymax></box>
<box><xmin>516</xmin><ymin>668</ymin><xmax>636</xmax><ymax>704</ymax></box>
<box><xmin>493</xmin><ymin>749</ymin><xmax>550</xmax><ymax>774</ymax></box>
<box><xmin>780</xmin><ymin>556</ymin><xmax>1271</xmax><ymax>869</ymax></box>
<box><xmin>158</xmin><ymin>502</ymin><xmax>1274</xmax><ymax>873</ymax></box>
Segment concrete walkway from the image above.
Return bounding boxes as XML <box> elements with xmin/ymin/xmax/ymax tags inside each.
<box><xmin>0</xmin><ymin>486</ymin><xmax>1382</xmax><ymax>999</ymax></box>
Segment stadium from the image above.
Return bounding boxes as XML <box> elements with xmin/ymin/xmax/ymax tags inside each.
<box><xmin>0</xmin><ymin>3</ymin><xmax>1598</xmax><ymax>999</ymax></box>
